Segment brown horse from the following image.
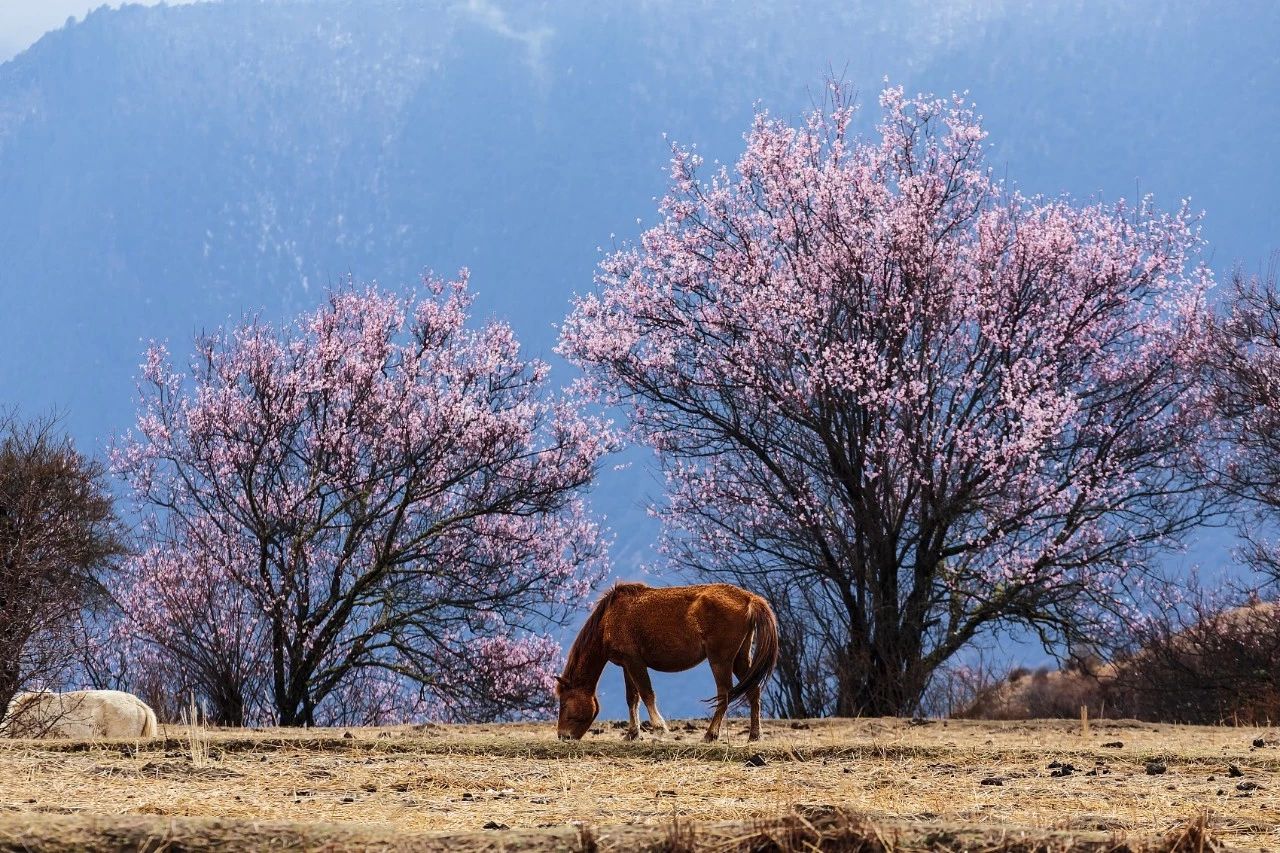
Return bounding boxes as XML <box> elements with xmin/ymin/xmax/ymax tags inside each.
<box><xmin>556</xmin><ymin>582</ymin><xmax>779</xmax><ymax>742</ymax></box>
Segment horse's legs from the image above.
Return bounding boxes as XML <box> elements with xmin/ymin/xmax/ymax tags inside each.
<box><xmin>623</xmin><ymin>668</ymin><xmax>641</xmax><ymax>741</ymax></box>
<box><xmin>733</xmin><ymin>644</ymin><xmax>762</xmax><ymax>742</ymax></box>
<box><xmin>703</xmin><ymin>657</ymin><xmax>735</xmax><ymax>742</ymax></box>
<box><xmin>624</xmin><ymin>663</ymin><xmax>668</xmax><ymax>734</ymax></box>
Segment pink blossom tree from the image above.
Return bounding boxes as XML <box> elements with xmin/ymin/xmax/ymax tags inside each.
<box><xmin>560</xmin><ymin>84</ymin><xmax>1216</xmax><ymax>716</ymax></box>
<box><xmin>115</xmin><ymin>273</ymin><xmax>611</xmax><ymax>726</ymax></box>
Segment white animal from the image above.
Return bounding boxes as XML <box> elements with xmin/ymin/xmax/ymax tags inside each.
<box><xmin>4</xmin><ymin>689</ymin><xmax>158</xmax><ymax>738</ymax></box>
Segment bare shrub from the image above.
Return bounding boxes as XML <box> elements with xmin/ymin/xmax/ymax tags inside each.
<box><xmin>959</xmin><ymin>599</ymin><xmax>1280</xmax><ymax>724</ymax></box>
<box><xmin>1116</xmin><ymin>599</ymin><xmax>1280</xmax><ymax>724</ymax></box>
<box><xmin>0</xmin><ymin>411</ymin><xmax>125</xmax><ymax>730</ymax></box>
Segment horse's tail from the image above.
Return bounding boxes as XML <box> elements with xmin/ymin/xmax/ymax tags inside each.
<box><xmin>725</xmin><ymin>596</ymin><xmax>779</xmax><ymax>707</ymax></box>
<box><xmin>140</xmin><ymin>705</ymin><xmax>158</xmax><ymax>737</ymax></box>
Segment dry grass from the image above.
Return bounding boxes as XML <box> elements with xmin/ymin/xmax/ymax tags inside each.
<box><xmin>0</xmin><ymin>717</ymin><xmax>1274</xmax><ymax>851</ymax></box>
<box><xmin>178</xmin><ymin>694</ymin><xmax>210</xmax><ymax>769</ymax></box>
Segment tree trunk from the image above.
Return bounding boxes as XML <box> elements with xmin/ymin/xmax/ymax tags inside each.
<box><xmin>207</xmin><ymin>682</ymin><xmax>245</xmax><ymax>728</ymax></box>
<box><xmin>833</xmin><ymin>632</ymin><xmax>927</xmax><ymax>717</ymax></box>
<box><xmin>0</xmin><ymin>653</ymin><xmax>18</xmax><ymax>724</ymax></box>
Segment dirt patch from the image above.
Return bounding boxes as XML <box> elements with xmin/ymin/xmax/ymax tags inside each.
<box><xmin>92</xmin><ymin>759</ymin><xmax>243</xmax><ymax>780</ymax></box>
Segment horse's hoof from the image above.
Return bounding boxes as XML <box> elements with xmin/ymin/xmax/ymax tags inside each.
<box><xmin>747</xmin><ymin>732</ymin><xmax>761</xmax><ymax>743</ymax></box>
<box><xmin>624</xmin><ymin>729</ymin><xmax>639</xmax><ymax>741</ymax></box>
<box><xmin>702</xmin><ymin>732</ymin><xmax>719</xmax><ymax>743</ymax></box>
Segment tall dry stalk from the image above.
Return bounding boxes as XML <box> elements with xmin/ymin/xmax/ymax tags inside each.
<box><xmin>179</xmin><ymin>693</ymin><xmax>209</xmax><ymax>767</ymax></box>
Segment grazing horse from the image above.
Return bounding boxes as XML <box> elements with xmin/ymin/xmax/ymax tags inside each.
<box><xmin>556</xmin><ymin>582</ymin><xmax>779</xmax><ymax>742</ymax></box>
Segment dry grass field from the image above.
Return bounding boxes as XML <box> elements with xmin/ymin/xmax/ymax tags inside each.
<box><xmin>0</xmin><ymin>716</ymin><xmax>1274</xmax><ymax>851</ymax></box>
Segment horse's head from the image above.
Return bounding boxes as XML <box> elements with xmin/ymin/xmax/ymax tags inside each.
<box><xmin>555</xmin><ymin>677</ymin><xmax>598</xmax><ymax>740</ymax></box>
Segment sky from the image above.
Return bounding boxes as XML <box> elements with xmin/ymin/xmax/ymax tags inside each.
<box><xmin>0</xmin><ymin>0</ymin><xmax>196</xmax><ymax>61</ymax></box>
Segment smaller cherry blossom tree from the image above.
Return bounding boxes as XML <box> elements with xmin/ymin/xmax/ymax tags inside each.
<box><xmin>562</xmin><ymin>83</ymin><xmax>1217</xmax><ymax>716</ymax></box>
<box><xmin>114</xmin><ymin>273</ymin><xmax>611</xmax><ymax>726</ymax></box>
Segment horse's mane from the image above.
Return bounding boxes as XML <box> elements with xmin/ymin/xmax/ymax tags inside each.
<box><xmin>561</xmin><ymin>583</ymin><xmax>644</xmax><ymax>688</ymax></box>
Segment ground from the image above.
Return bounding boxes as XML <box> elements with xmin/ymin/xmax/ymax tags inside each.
<box><xmin>0</xmin><ymin>717</ymin><xmax>1274</xmax><ymax>851</ymax></box>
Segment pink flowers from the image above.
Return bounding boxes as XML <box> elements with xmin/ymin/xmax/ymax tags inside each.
<box><xmin>113</xmin><ymin>273</ymin><xmax>613</xmax><ymax>725</ymax></box>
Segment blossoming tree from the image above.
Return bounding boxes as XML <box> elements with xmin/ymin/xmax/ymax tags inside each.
<box><xmin>115</xmin><ymin>273</ymin><xmax>611</xmax><ymax>725</ymax></box>
<box><xmin>560</xmin><ymin>85</ymin><xmax>1215</xmax><ymax>716</ymax></box>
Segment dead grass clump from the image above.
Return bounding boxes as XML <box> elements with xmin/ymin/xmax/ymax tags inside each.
<box><xmin>180</xmin><ymin>693</ymin><xmax>210</xmax><ymax>767</ymax></box>
<box><xmin>735</xmin><ymin>808</ymin><xmax>884</xmax><ymax>852</ymax></box>
<box><xmin>1162</xmin><ymin>813</ymin><xmax>1218</xmax><ymax>853</ymax></box>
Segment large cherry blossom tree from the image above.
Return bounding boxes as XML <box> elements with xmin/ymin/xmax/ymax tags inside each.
<box><xmin>561</xmin><ymin>84</ymin><xmax>1216</xmax><ymax>716</ymax></box>
<box><xmin>115</xmin><ymin>273</ymin><xmax>611</xmax><ymax>725</ymax></box>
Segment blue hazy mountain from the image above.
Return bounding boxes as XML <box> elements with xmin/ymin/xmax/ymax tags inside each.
<box><xmin>0</xmin><ymin>0</ymin><xmax>1275</xmax><ymax>716</ymax></box>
